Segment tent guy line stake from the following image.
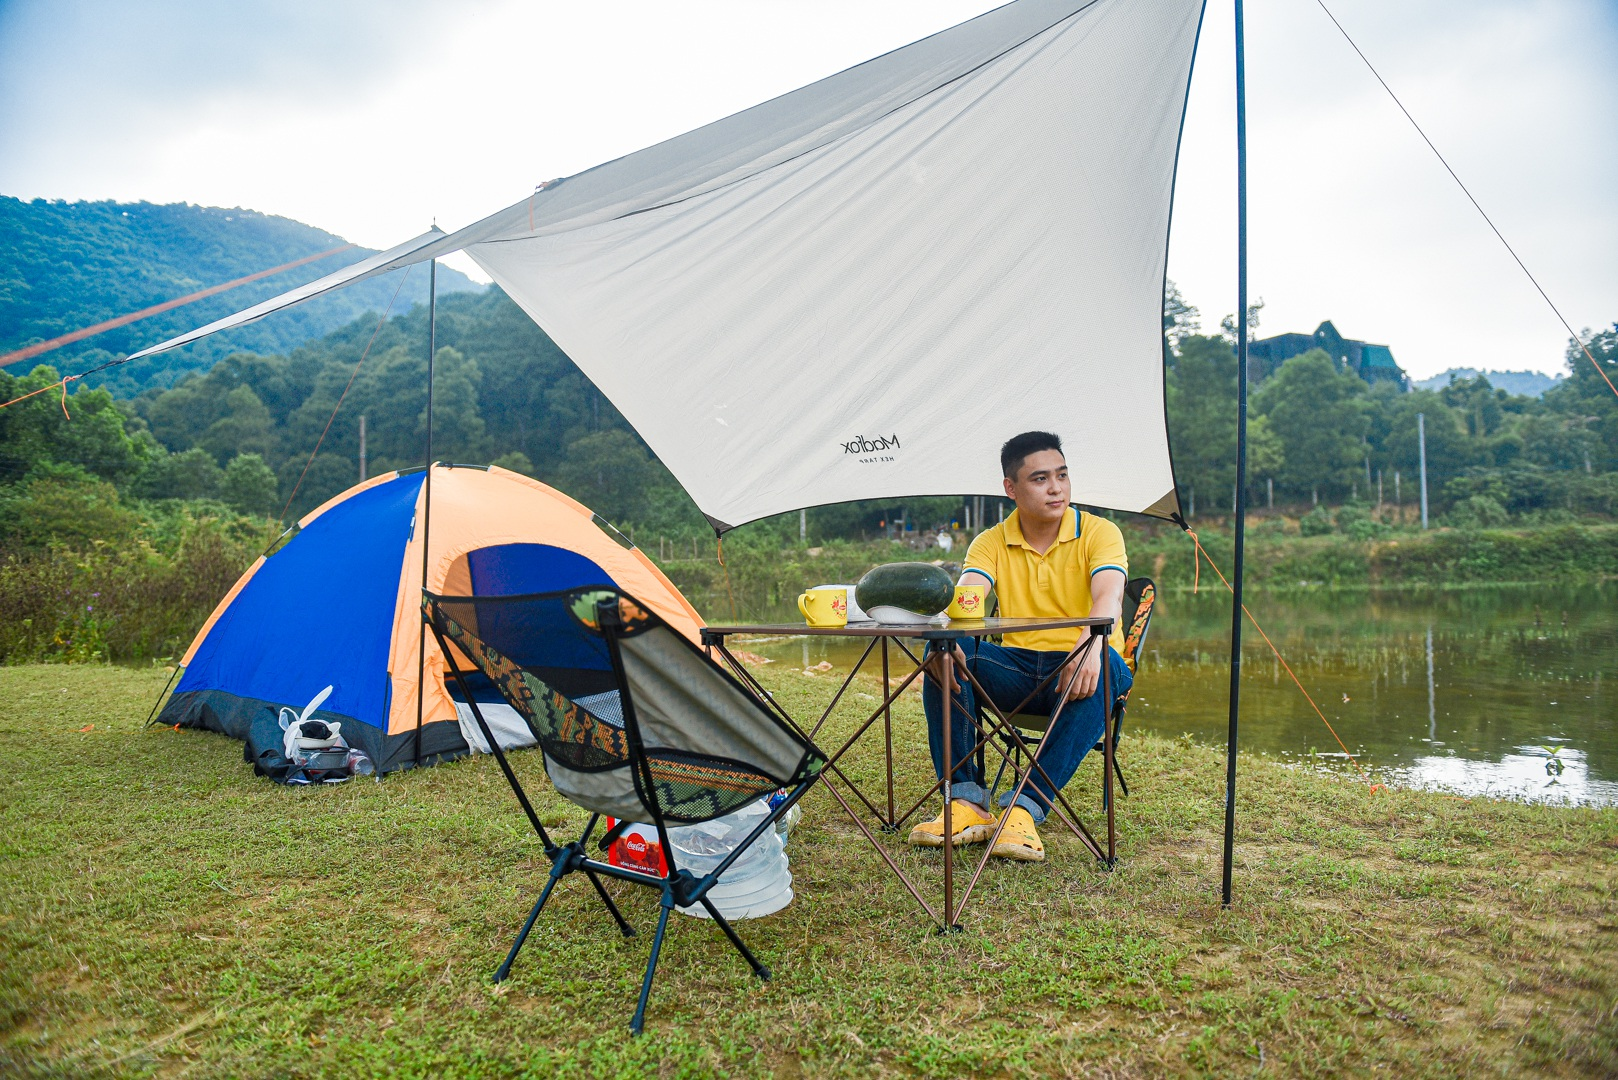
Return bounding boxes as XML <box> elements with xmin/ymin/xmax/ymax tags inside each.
<box><xmin>1222</xmin><ymin>0</ymin><xmax>1249</xmax><ymax>910</ymax></box>
<box><xmin>415</xmin><ymin>257</ymin><xmax>437</xmax><ymax>768</ymax></box>
<box><xmin>1309</xmin><ymin>0</ymin><xmax>1618</xmax><ymax>403</ymax></box>
<box><xmin>142</xmin><ymin>663</ymin><xmax>182</xmax><ymax>727</ymax></box>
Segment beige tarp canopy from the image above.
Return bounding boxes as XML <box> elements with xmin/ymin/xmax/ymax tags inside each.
<box><xmin>132</xmin><ymin>0</ymin><xmax>1205</xmax><ymax>528</ymax></box>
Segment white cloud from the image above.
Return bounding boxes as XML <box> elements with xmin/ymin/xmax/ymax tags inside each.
<box><xmin>2</xmin><ymin>0</ymin><xmax>1613</xmax><ymax>377</ymax></box>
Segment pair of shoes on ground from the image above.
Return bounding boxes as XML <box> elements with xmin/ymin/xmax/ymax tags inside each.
<box><xmin>907</xmin><ymin>799</ymin><xmax>1045</xmax><ymax>861</ymax></box>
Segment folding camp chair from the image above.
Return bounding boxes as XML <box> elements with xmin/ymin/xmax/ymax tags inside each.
<box><xmin>422</xmin><ymin>587</ymin><xmax>825</xmax><ymax>1033</ymax></box>
<box><xmin>989</xmin><ymin>576</ymin><xmax>1157</xmax><ymax>822</ymax></box>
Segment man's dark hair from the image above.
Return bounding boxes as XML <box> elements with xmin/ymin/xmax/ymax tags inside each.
<box><xmin>1001</xmin><ymin>431</ymin><xmax>1064</xmax><ymax>479</ymax></box>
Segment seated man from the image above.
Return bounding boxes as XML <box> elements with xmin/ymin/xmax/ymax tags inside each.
<box><xmin>910</xmin><ymin>430</ymin><xmax>1130</xmax><ymax>862</ymax></box>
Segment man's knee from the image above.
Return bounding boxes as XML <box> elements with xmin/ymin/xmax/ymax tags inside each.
<box><xmin>1054</xmin><ymin>691</ymin><xmax>1109</xmax><ymax>740</ymax></box>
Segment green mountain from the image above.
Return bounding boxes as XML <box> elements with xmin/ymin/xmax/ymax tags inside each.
<box><xmin>1415</xmin><ymin>368</ymin><xmax>1565</xmax><ymax>398</ymax></box>
<box><xmin>0</xmin><ymin>197</ymin><xmax>481</xmax><ymax>395</ymax></box>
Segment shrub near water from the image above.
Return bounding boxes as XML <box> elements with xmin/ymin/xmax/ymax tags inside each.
<box><xmin>0</xmin><ymin>474</ymin><xmax>273</xmax><ymax>663</ymax></box>
<box><xmin>1122</xmin><ymin>518</ymin><xmax>1618</xmax><ymax>590</ymax></box>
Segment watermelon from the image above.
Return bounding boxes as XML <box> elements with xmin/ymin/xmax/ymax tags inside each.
<box><xmin>855</xmin><ymin>562</ymin><xmax>954</xmax><ymax>617</ymax></box>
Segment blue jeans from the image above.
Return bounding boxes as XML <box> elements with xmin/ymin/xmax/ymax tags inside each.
<box><xmin>922</xmin><ymin>637</ymin><xmax>1131</xmax><ymax>824</ymax></box>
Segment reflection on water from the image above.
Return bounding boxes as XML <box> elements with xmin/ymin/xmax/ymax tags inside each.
<box><xmin>1393</xmin><ymin>746</ymin><xmax>1618</xmax><ymax>806</ymax></box>
<box><xmin>734</xmin><ymin>585</ymin><xmax>1618</xmax><ymax>806</ymax></box>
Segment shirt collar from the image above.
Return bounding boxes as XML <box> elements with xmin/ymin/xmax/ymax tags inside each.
<box><xmin>1004</xmin><ymin>506</ymin><xmax>1078</xmax><ymax>549</ymax></box>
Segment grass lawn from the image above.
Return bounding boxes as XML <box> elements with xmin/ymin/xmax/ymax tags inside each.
<box><xmin>2</xmin><ymin>661</ymin><xmax>1616</xmax><ymax>1078</ymax></box>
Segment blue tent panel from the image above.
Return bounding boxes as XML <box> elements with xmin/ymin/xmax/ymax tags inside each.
<box><xmin>175</xmin><ymin>472</ymin><xmax>425</xmax><ymax>730</ymax></box>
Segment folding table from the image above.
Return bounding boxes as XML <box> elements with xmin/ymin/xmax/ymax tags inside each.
<box><xmin>702</xmin><ymin>616</ymin><xmax>1115</xmax><ymax>931</ymax></box>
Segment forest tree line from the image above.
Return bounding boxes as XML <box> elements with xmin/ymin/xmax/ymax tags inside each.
<box><xmin>2</xmin><ymin>282</ymin><xmax>1616</xmax><ymax>558</ymax></box>
<box><xmin>1163</xmin><ymin>288</ymin><xmax>1618</xmax><ymax>531</ymax></box>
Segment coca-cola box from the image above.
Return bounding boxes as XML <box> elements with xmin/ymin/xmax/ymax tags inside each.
<box><xmin>606</xmin><ymin>819</ymin><xmax>667</xmax><ymax>876</ymax></box>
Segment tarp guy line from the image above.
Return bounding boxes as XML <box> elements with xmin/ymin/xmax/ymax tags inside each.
<box><xmin>1188</xmin><ymin>530</ymin><xmax>1373</xmax><ymax>782</ymax></box>
<box><xmin>0</xmin><ymin>244</ymin><xmax>354</xmax><ymax>371</ymax></box>
<box><xmin>277</xmin><ymin>266</ymin><xmax>413</xmax><ymax>522</ymax></box>
<box><xmin>1310</xmin><ymin>0</ymin><xmax>1618</xmax><ymax>404</ymax></box>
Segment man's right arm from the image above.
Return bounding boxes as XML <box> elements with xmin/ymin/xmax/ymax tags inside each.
<box><xmin>959</xmin><ymin>529</ymin><xmax>998</xmax><ymax>591</ymax></box>
<box><xmin>944</xmin><ymin>533</ymin><xmax>999</xmax><ymax>691</ymax></box>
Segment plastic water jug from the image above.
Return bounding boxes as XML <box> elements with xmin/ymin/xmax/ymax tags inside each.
<box><xmin>668</xmin><ymin>798</ymin><xmax>794</xmax><ymax>920</ymax></box>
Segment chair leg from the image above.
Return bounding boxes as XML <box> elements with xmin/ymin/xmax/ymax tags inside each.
<box><xmin>1113</xmin><ymin>756</ymin><xmax>1130</xmax><ymax>798</ymax></box>
<box><xmin>585</xmin><ymin>868</ymin><xmax>637</xmax><ymax>937</ymax></box>
<box><xmin>699</xmin><ymin>896</ymin><xmax>771</xmax><ymax>981</ymax></box>
<box><xmin>629</xmin><ymin>903</ymin><xmax>673</xmax><ymax>1035</ymax></box>
<box><xmin>494</xmin><ymin>870</ymin><xmax>563</xmax><ymax>983</ymax></box>
<box><xmin>986</xmin><ymin>749</ymin><xmax>1012</xmax><ymax>809</ymax></box>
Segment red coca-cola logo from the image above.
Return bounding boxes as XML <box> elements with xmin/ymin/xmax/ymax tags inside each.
<box><xmin>615</xmin><ymin>828</ymin><xmax>664</xmax><ymax>874</ymax></box>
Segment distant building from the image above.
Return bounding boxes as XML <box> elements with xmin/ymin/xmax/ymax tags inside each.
<box><xmin>1248</xmin><ymin>321</ymin><xmax>1408</xmax><ymax>389</ymax></box>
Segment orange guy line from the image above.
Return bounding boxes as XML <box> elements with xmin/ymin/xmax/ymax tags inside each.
<box><xmin>0</xmin><ymin>243</ymin><xmax>355</xmax><ymax>369</ymax></box>
<box><xmin>1187</xmin><ymin>529</ymin><xmax>1371</xmax><ymax>779</ymax></box>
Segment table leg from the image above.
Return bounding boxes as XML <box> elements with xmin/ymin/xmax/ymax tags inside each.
<box><xmin>883</xmin><ymin>637</ymin><xmax>895</xmax><ymax>828</ymax></box>
<box><xmin>937</xmin><ymin>646</ymin><xmax>962</xmax><ymax>932</ymax></box>
<box><xmin>1101</xmin><ymin>627</ymin><xmax>1115</xmax><ymax>868</ymax></box>
<box><xmin>715</xmin><ymin>638</ymin><xmax>895</xmax><ymax>823</ymax></box>
<box><xmin>819</xmin><ymin>772</ymin><xmax>941</xmax><ymax>926</ymax></box>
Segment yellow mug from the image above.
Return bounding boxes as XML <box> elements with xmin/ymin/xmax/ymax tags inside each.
<box><xmin>946</xmin><ymin>583</ymin><xmax>987</xmax><ymax>620</ymax></box>
<box><xmin>798</xmin><ymin>587</ymin><xmax>848</xmax><ymax>628</ymax></box>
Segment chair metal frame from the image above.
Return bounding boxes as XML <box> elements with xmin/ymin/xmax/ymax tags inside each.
<box><xmin>988</xmin><ymin>576</ymin><xmax>1157</xmax><ymax>821</ymax></box>
<box><xmin>425</xmin><ymin>593</ymin><xmax>820</xmax><ymax>1034</ymax></box>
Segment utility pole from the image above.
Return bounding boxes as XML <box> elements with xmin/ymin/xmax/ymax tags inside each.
<box><xmin>799</xmin><ymin>508</ymin><xmax>807</xmax><ymax>544</ymax></box>
<box><xmin>1417</xmin><ymin>412</ymin><xmax>1429</xmax><ymax>529</ymax></box>
<box><xmin>358</xmin><ymin>414</ymin><xmax>368</xmax><ymax>482</ymax></box>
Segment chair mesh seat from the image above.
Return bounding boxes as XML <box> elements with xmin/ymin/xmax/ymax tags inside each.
<box><xmin>427</xmin><ymin>586</ymin><xmax>822</xmax><ymax>824</ymax></box>
<box><xmin>574</xmin><ymin>690</ymin><xmax>624</xmax><ymax>727</ymax></box>
<box><xmin>642</xmin><ymin>749</ymin><xmax>781</xmax><ymax>821</ymax></box>
<box><xmin>437</xmin><ymin>612</ymin><xmax>630</xmax><ymax>772</ymax></box>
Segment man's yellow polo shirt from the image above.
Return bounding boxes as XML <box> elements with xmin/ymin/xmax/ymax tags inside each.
<box><xmin>962</xmin><ymin>507</ymin><xmax>1128</xmax><ymax>653</ymax></box>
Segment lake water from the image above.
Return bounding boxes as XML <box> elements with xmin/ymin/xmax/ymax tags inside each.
<box><xmin>731</xmin><ymin>585</ymin><xmax>1618</xmax><ymax>806</ymax></box>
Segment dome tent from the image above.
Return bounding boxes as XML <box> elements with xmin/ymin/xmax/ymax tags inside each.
<box><xmin>158</xmin><ymin>464</ymin><xmax>703</xmax><ymax>774</ymax></box>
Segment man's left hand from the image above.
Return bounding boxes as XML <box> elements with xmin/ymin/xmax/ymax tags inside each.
<box><xmin>1060</xmin><ymin>642</ymin><xmax>1102</xmax><ymax>701</ymax></box>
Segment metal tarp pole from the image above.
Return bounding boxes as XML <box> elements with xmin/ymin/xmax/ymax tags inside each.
<box><xmin>415</xmin><ymin>258</ymin><xmax>437</xmax><ymax>767</ymax></box>
<box><xmin>1221</xmin><ymin>0</ymin><xmax>1249</xmax><ymax>908</ymax></box>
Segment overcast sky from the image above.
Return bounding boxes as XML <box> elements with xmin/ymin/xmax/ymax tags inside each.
<box><xmin>1</xmin><ymin>0</ymin><xmax>1613</xmax><ymax>378</ymax></box>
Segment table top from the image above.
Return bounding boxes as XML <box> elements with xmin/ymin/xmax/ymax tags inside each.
<box><xmin>702</xmin><ymin>615</ymin><xmax>1112</xmax><ymax>641</ymax></box>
